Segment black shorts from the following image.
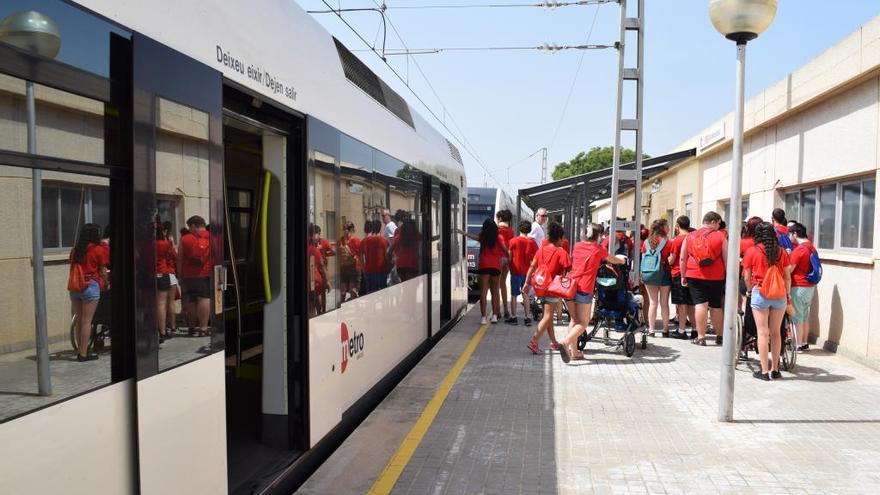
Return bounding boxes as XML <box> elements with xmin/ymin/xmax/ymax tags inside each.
<box><xmin>183</xmin><ymin>277</ymin><xmax>211</xmax><ymax>301</ymax></box>
<box><xmin>671</xmin><ymin>274</ymin><xmax>693</xmax><ymax>305</ymax></box>
<box><xmin>476</xmin><ymin>268</ymin><xmax>501</xmax><ymax>276</ymax></box>
<box><xmin>686</xmin><ymin>278</ymin><xmax>725</xmax><ymax>309</ymax></box>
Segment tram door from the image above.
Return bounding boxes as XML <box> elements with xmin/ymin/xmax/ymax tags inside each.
<box><xmin>221</xmin><ymin>113</ymin><xmax>292</xmax><ymax>492</ymax></box>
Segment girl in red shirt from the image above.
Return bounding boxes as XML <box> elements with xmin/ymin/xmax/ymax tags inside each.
<box><xmin>742</xmin><ymin>222</ymin><xmax>792</xmax><ymax>381</ymax></box>
<box><xmin>558</xmin><ymin>223</ymin><xmax>625</xmax><ymax>362</ymax></box>
<box><xmin>523</xmin><ymin>222</ymin><xmax>570</xmax><ymax>354</ymax></box>
<box><xmin>338</xmin><ymin>221</ymin><xmax>361</xmax><ymax>302</ymax></box>
<box><xmin>392</xmin><ymin>218</ymin><xmax>421</xmax><ymax>282</ymax></box>
<box><xmin>641</xmin><ymin>219</ymin><xmax>673</xmax><ymax>337</ymax></box>
<box><xmin>69</xmin><ymin>223</ymin><xmax>106</xmax><ymax>361</ymax></box>
<box><xmin>156</xmin><ymin>223</ymin><xmax>178</xmax><ymax>343</ymax></box>
<box><xmin>461</xmin><ymin>218</ymin><xmax>510</xmax><ymax>324</ymax></box>
<box><xmin>496</xmin><ymin>209</ymin><xmax>515</xmax><ymax>321</ymax></box>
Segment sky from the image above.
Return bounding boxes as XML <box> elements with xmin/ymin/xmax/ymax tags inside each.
<box><xmin>297</xmin><ymin>1</ymin><xmax>880</xmax><ymax>196</ymax></box>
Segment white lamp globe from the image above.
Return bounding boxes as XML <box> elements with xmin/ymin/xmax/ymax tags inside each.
<box><xmin>0</xmin><ymin>11</ymin><xmax>61</xmax><ymax>58</ymax></box>
<box><xmin>709</xmin><ymin>0</ymin><xmax>777</xmax><ymax>43</ymax></box>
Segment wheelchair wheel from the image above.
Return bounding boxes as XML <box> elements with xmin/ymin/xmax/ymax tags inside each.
<box><xmin>70</xmin><ymin>313</ymin><xmax>98</xmax><ymax>354</ymax></box>
<box><xmin>624</xmin><ymin>332</ymin><xmax>636</xmax><ymax>357</ymax></box>
<box><xmin>781</xmin><ymin>316</ymin><xmax>798</xmax><ymax>372</ymax></box>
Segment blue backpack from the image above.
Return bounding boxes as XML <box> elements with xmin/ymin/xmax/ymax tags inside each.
<box><xmin>776</xmin><ymin>226</ymin><xmax>794</xmax><ymax>253</ymax></box>
<box><xmin>640</xmin><ymin>238</ymin><xmax>667</xmax><ymax>285</ymax></box>
<box><xmin>803</xmin><ymin>245</ymin><xmax>822</xmax><ymax>285</ymax></box>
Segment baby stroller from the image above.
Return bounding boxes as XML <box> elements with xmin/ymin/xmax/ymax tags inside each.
<box><xmin>576</xmin><ymin>262</ymin><xmax>646</xmax><ymax>357</ymax></box>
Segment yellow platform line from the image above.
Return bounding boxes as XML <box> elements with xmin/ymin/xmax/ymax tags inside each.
<box><xmin>368</xmin><ymin>322</ymin><xmax>490</xmax><ymax>495</ymax></box>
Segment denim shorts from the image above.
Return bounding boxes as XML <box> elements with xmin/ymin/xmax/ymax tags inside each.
<box><xmin>750</xmin><ymin>288</ymin><xmax>786</xmax><ymax>310</ymax></box>
<box><xmin>70</xmin><ymin>279</ymin><xmax>100</xmax><ymax>302</ymax></box>
<box><xmin>790</xmin><ymin>286</ymin><xmax>815</xmax><ymax>324</ymax></box>
<box><xmin>543</xmin><ymin>296</ymin><xmax>561</xmax><ymax>304</ymax></box>
<box><xmin>510</xmin><ymin>274</ymin><xmax>526</xmax><ymax>297</ymax></box>
<box><xmin>571</xmin><ymin>291</ymin><xmax>593</xmax><ymax>304</ymax></box>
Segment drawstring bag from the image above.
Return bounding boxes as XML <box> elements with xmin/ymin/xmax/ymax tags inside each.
<box><xmin>761</xmin><ymin>264</ymin><xmax>787</xmax><ymax>299</ymax></box>
<box><xmin>532</xmin><ymin>248</ymin><xmax>559</xmax><ymax>297</ymax></box>
<box><xmin>68</xmin><ymin>262</ymin><xmax>89</xmax><ymax>292</ymax></box>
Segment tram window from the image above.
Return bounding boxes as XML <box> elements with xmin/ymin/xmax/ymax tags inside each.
<box><xmin>307</xmin><ymin>119</ymin><xmax>340</xmax><ymax>318</ymax></box>
<box><xmin>154</xmin><ymin>97</ymin><xmax>213</xmax><ymax>371</ymax></box>
<box><xmin>0</xmin><ymin>165</ymin><xmax>113</xmax><ymax>422</ymax></box>
<box><xmin>339</xmin><ymin>136</ymin><xmax>373</xmax><ymax>303</ymax></box>
<box><xmin>450</xmin><ymin>187</ymin><xmax>461</xmax><ymax>264</ymax></box>
<box><xmin>431</xmin><ymin>186</ymin><xmax>442</xmax><ymax>273</ymax></box>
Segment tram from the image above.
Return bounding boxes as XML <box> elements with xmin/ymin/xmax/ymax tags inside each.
<box><xmin>0</xmin><ymin>1</ymin><xmax>468</xmax><ymax>493</ymax></box>
<box><xmin>465</xmin><ymin>187</ymin><xmax>530</xmax><ymax>295</ymax></box>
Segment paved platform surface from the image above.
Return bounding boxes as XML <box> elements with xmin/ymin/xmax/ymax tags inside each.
<box><xmin>299</xmin><ymin>306</ymin><xmax>880</xmax><ymax>494</ymax></box>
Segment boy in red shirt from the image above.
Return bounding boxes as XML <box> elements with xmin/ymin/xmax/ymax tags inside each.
<box><xmin>679</xmin><ymin>211</ymin><xmax>728</xmax><ymax>346</ymax></box>
<box><xmin>179</xmin><ymin>215</ymin><xmax>212</xmax><ymax>336</ymax></box>
<box><xmin>787</xmin><ymin>222</ymin><xmax>816</xmax><ymax>351</ymax></box>
<box><xmin>361</xmin><ymin>220</ymin><xmax>390</xmax><ymax>294</ymax></box>
<box><xmin>507</xmin><ymin>220</ymin><xmax>539</xmax><ymax>326</ymax></box>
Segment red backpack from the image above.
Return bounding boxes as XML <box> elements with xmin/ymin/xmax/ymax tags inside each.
<box><xmin>532</xmin><ymin>247</ymin><xmax>560</xmax><ymax>297</ymax></box>
<box><xmin>187</xmin><ymin>231</ymin><xmax>210</xmax><ymax>268</ymax></box>
<box><xmin>689</xmin><ymin>229</ymin><xmax>719</xmax><ymax>267</ymax></box>
<box><xmin>67</xmin><ymin>262</ymin><xmax>89</xmax><ymax>292</ymax></box>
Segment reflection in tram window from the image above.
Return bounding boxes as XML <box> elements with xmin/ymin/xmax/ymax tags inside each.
<box><xmin>154</xmin><ymin>97</ymin><xmax>212</xmax><ymax>370</ymax></box>
<box><xmin>338</xmin><ymin>222</ymin><xmax>361</xmax><ymax>302</ymax></box>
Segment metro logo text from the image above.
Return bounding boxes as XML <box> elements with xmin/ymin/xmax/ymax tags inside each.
<box><xmin>340</xmin><ymin>323</ymin><xmax>365</xmax><ymax>374</ymax></box>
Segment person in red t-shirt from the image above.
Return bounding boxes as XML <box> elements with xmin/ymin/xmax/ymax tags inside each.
<box><xmin>156</xmin><ymin>223</ymin><xmax>178</xmax><ymax>343</ymax></box>
<box><xmin>523</xmin><ymin>222</ymin><xmax>570</xmax><ymax>355</ymax></box>
<box><xmin>308</xmin><ymin>223</ymin><xmax>331</xmax><ymax>317</ymax></box>
<box><xmin>338</xmin><ymin>221</ymin><xmax>362</xmax><ymax>302</ymax></box>
<box><xmin>179</xmin><ymin>215</ymin><xmax>212</xmax><ymax>336</ymax></box>
<box><xmin>558</xmin><ymin>223</ymin><xmax>625</xmax><ymax>363</ymax></box>
<box><xmin>392</xmin><ymin>218</ymin><xmax>422</xmax><ymax>282</ymax></box>
<box><xmin>496</xmin><ymin>209</ymin><xmax>515</xmax><ymax>319</ymax></box>
<box><xmin>640</xmin><ymin>219</ymin><xmax>674</xmax><ymax>337</ymax></box>
<box><xmin>743</xmin><ymin>222</ymin><xmax>792</xmax><ymax>380</ymax></box>
<box><xmin>679</xmin><ymin>211</ymin><xmax>728</xmax><ymax>346</ymax></box>
<box><xmin>69</xmin><ymin>223</ymin><xmax>107</xmax><ymax>361</ymax></box>
<box><xmin>361</xmin><ymin>220</ymin><xmax>390</xmax><ymax>294</ymax></box>
<box><xmin>787</xmin><ymin>222</ymin><xmax>816</xmax><ymax>351</ymax></box>
<box><xmin>667</xmin><ymin>216</ymin><xmax>695</xmax><ymax>339</ymax></box>
<box><xmin>507</xmin><ymin>220</ymin><xmax>539</xmax><ymax>325</ymax></box>
<box><xmin>461</xmin><ymin>218</ymin><xmax>509</xmax><ymax>324</ymax></box>
<box><xmin>600</xmin><ymin>230</ymin><xmax>634</xmax><ymax>259</ymax></box>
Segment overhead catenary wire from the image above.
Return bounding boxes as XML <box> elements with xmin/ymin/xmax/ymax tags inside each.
<box><xmin>548</xmin><ymin>2</ymin><xmax>603</xmax><ymax>151</ymax></box>
<box><xmin>376</xmin><ymin>0</ymin><xmax>615</xmax><ymax>9</ymax></box>
<box><xmin>353</xmin><ymin>43</ymin><xmax>614</xmax><ymax>55</ymax></box>
<box><xmin>315</xmin><ymin>0</ymin><xmax>501</xmax><ymax>187</ymax></box>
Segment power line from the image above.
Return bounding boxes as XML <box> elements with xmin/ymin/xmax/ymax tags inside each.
<box><xmin>315</xmin><ymin>0</ymin><xmax>501</xmax><ymax>187</ymax></box>
<box><xmin>378</xmin><ymin>0</ymin><xmax>616</xmax><ymax>9</ymax></box>
<box><xmin>370</xmin><ymin>0</ymin><xmax>500</xmax><ymax>186</ymax></box>
<box><xmin>352</xmin><ymin>43</ymin><xmax>614</xmax><ymax>55</ymax></box>
<box><xmin>548</xmin><ymin>2</ymin><xmax>603</xmax><ymax>151</ymax></box>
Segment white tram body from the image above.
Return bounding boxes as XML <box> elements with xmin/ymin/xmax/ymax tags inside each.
<box><xmin>0</xmin><ymin>0</ymin><xmax>468</xmax><ymax>493</ymax></box>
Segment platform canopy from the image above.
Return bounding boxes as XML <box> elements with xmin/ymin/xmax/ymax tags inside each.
<box><xmin>517</xmin><ymin>148</ymin><xmax>696</xmax><ymax>215</ymax></box>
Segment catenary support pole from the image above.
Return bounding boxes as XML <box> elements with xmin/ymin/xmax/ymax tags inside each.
<box><xmin>29</xmin><ymin>80</ymin><xmax>51</xmax><ymax>396</ymax></box>
<box><xmin>719</xmin><ymin>41</ymin><xmax>747</xmax><ymax>422</ymax></box>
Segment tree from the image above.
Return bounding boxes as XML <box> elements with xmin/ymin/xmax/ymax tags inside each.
<box><xmin>551</xmin><ymin>146</ymin><xmax>650</xmax><ymax>181</ymax></box>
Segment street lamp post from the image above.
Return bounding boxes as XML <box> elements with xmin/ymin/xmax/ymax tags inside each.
<box><xmin>0</xmin><ymin>10</ymin><xmax>62</xmax><ymax>397</ymax></box>
<box><xmin>709</xmin><ymin>0</ymin><xmax>777</xmax><ymax>422</ymax></box>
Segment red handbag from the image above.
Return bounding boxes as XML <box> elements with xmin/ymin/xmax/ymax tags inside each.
<box><xmin>547</xmin><ymin>275</ymin><xmax>577</xmax><ymax>300</ymax></box>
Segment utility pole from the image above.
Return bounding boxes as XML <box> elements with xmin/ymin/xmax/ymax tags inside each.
<box><xmin>540</xmin><ymin>147</ymin><xmax>548</xmax><ymax>184</ymax></box>
<box><xmin>608</xmin><ymin>0</ymin><xmax>645</xmax><ymax>289</ymax></box>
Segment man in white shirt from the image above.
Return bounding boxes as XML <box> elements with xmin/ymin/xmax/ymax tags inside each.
<box><xmin>529</xmin><ymin>208</ymin><xmax>548</xmax><ymax>247</ymax></box>
<box><xmin>382</xmin><ymin>209</ymin><xmax>397</xmax><ymax>242</ymax></box>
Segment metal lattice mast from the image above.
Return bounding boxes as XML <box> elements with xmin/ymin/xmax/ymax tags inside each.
<box><xmin>607</xmin><ymin>0</ymin><xmax>645</xmax><ymax>287</ymax></box>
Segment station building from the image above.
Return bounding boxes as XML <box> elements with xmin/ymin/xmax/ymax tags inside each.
<box><xmin>596</xmin><ymin>15</ymin><xmax>880</xmax><ymax>370</ymax></box>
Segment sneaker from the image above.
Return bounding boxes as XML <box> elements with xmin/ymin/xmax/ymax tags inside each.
<box><xmin>716</xmin><ymin>335</ymin><xmax>723</xmax><ymax>346</ymax></box>
<box><xmin>527</xmin><ymin>340</ymin><xmax>542</xmax><ymax>355</ymax></box>
<box><xmin>690</xmin><ymin>329</ymin><xmax>698</xmax><ymax>340</ymax></box>
<box><xmin>675</xmin><ymin>329</ymin><xmax>689</xmax><ymax>340</ymax></box>
<box><xmin>770</xmin><ymin>371</ymin><xmax>782</xmax><ymax>380</ymax></box>
<box><xmin>76</xmin><ymin>353</ymin><xmax>99</xmax><ymax>362</ymax></box>
<box><xmin>480</xmin><ymin>316</ymin><xmax>487</xmax><ymax>325</ymax></box>
<box><xmin>753</xmin><ymin>371</ymin><xmax>770</xmax><ymax>381</ymax></box>
<box><xmin>797</xmin><ymin>344</ymin><xmax>810</xmax><ymax>353</ymax></box>
<box><xmin>491</xmin><ymin>314</ymin><xmax>498</xmax><ymax>324</ymax></box>
<box><xmin>505</xmin><ymin>316</ymin><xmax>518</xmax><ymax>325</ymax></box>
<box><xmin>523</xmin><ymin>318</ymin><xmax>532</xmax><ymax>327</ymax></box>
<box><xmin>548</xmin><ymin>342</ymin><xmax>560</xmax><ymax>352</ymax></box>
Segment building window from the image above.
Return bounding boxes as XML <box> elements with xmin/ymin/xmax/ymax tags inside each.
<box><xmin>682</xmin><ymin>194</ymin><xmax>693</xmax><ymax>222</ymax></box>
<box><xmin>785</xmin><ymin>177</ymin><xmax>875</xmax><ymax>252</ymax></box>
<box><xmin>41</xmin><ymin>184</ymin><xmax>110</xmax><ymax>250</ymax></box>
<box><xmin>721</xmin><ymin>197</ymin><xmax>749</xmax><ymax>224</ymax></box>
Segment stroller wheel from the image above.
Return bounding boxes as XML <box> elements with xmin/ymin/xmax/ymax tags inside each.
<box><xmin>624</xmin><ymin>332</ymin><xmax>636</xmax><ymax>357</ymax></box>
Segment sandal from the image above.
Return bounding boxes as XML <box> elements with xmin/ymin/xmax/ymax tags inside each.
<box><xmin>571</xmin><ymin>352</ymin><xmax>585</xmax><ymax>361</ymax></box>
<box><xmin>691</xmin><ymin>337</ymin><xmax>706</xmax><ymax>346</ymax></box>
<box><xmin>559</xmin><ymin>343</ymin><xmax>570</xmax><ymax>364</ymax></box>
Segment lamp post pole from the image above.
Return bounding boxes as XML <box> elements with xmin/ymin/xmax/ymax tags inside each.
<box><xmin>709</xmin><ymin>0</ymin><xmax>777</xmax><ymax>423</ymax></box>
<box><xmin>719</xmin><ymin>41</ymin><xmax>747</xmax><ymax>422</ymax></box>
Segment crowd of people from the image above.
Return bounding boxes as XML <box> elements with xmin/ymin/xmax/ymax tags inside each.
<box><xmin>466</xmin><ymin>205</ymin><xmax>821</xmax><ymax>381</ymax></box>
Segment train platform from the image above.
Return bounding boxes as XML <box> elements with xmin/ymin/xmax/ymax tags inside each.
<box><xmin>299</xmin><ymin>305</ymin><xmax>880</xmax><ymax>495</ymax></box>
